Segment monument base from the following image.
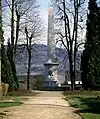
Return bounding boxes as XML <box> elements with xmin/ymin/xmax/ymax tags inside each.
<box><xmin>44</xmin><ymin>80</ymin><xmax>57</xmax><ymax>87</ymax></box>
<box><xmin>44</xmin><ymin>62</ymin><xmax>60</xmax><ymax>87</ymax></box>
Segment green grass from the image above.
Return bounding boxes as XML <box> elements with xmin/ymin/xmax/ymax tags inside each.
<box><xmin>0</xmin><ymin>101</ymin><xmax>23</xmax><ymax>119</ymax></box>
<box><xmin>0</xmin><ymin>102</ymin><xmax>23</xmax><ymax>108</ymax></box>
<box><xmin>63</xmin><ymin>90</ymin><xmax>100</xmax><ymax>97</ymax></box>
<box><xmin>64</xmin><ymin>91</ymin><xmax>100</xmax><ymax>119</ymax></box>
<box><xmin>0</xmin><ymin>95</ymin><xmax>28</xmax><ymax>102</ymax></box>
<box><xmin>0</xmin><ymin>96</ymin><xmax>23</xmax><ymax>108</ymax></box>
<box><xmin>0</xmin><ymin>96</ymin><xmax>24</xmax><ymax>119</ymax></box>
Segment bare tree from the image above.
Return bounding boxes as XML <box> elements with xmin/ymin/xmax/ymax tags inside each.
<box><xmin>14</xmin><ymin>0</ymin><xmax>39</xmax><ymax>54</ymax></box>
<box><xmin>2</xmin><ymin>0</ymin><xmax>39</xmax><ymax>54</ymax></box>
<box><xmin>54</xmin><ymin>0</ymin><xmax>86</xmax><ymax>90</ymax></box>
<box><xmin>25</xmin><ymin>11</ymin><xmax>43</xmax><ymax>90</ymax></box>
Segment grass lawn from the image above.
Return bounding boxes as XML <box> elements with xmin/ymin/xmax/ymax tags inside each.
<box><xmin>0</xmin><ymin>101</ymin><xmax>23</xmax><ymax>108</ymax></box>
<box><xmin>63</xmin><ymin>91</ymin><xmax>100</xmax><ymax>119</ymax></box>
<box><xmin>0</xmin><ymin>95</ymin><xmax>24</xmax><ymax>118</ymax></box>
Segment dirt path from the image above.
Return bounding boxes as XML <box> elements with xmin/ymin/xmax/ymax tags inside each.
<box><xmin>3</xmin><ymin>91</ymin><xmax>81</xmax><ymax>119</ymax></box>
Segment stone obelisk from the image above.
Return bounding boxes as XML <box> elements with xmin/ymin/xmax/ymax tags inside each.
<box><xmin>44</xmin><ymin>8</ymin><xmax>59</xmax><ymax>87</ymax></box>
<box><xmin>47</xmin><ymin>7</ymin><xmax>56</xmax><ymax>63</ymax></box>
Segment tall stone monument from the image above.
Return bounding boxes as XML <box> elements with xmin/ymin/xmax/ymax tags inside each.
<box><xmin>44</xmin><ymin>8</ymin><xmax>59</xmax><ymax>87</ymax></box>
<box><xmin>47</xmin><ymin>8</ymin><xmax>56</xmax><ymax>63</ymax></box>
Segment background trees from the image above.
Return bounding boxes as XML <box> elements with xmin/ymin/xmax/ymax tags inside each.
<box><xmin>2</xmin><ymin>0</ymin><xmax>42</xmax><ymax>90</ymax></box>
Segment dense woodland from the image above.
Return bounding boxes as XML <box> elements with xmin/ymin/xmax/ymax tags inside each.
<box><xmin>1</xmin><ymin>0</ymin><xmax>100</xmax><ymax>91</ymax></box>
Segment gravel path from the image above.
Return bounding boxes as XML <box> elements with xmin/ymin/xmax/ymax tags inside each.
<box><xmin>3</xmin><ymin>91</ymin><xmax>81</xmax><ymax>119</ymax></box>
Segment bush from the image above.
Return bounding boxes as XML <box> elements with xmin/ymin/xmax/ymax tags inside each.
<box><xmin>33</xmin><ymin>75</ymin><xmax>45</xmax><ymax>90</ymax></box>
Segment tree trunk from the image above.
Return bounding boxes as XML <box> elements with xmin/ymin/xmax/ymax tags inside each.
<box><xmin>0</xmin><ymin>0</ymin><xmax>2</xmax><ymax>95</ymax></box>
<box><xmin>62</xmin><ymin>0</ymin><xmax>74</xmax><ymax>90</ymax></box>
<box><xmin>73</xmin><ymin>53</ymin><xmax>76</xmax><ymax>89</ymax></box>
<box><xmin>73</xmin><ymin>0</ymin><xmax>79</xmax><ymax>89</ymax></box>
<box><xmin>7</xmin><ymin>42</ymin><xmax>19</xmax><ymax>90</ymax></box>
<box><xmin>69</xmin><ymin>53</ymin><xmax>74</xmax><ymax>90</ymax></box>
<box><xmin>7</xmin><ymin>0</ymin><xmax>19</xmax><ymax>90</ymax></box>
<box><xmin>26</xmin><ymin>35</ymin><xmax>32</xmax><ymax>90</ymax></box>
<box><xmin>27</xmin><ymin>50</ymin><xmax>31</xmax><ymax>90</ymax></box>
<box><xmin>11</xmin><ymin>0</ymin><xmax>14</xmax><ymax>52</ymax></box>
<box><xmin>14</xmin><ymin>11</ymin><xmax>20</xmax><ymax>54</ymax></box>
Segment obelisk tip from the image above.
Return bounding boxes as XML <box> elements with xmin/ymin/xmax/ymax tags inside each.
<box><xmin>48</xmin><ymin>7</ymin><xmax>53</xmax><ymax>13</ymax></box>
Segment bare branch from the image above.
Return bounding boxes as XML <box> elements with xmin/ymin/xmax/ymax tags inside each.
<box><xmin>56</xmin><ymin>39</ymin><xmax>68</xmax><ymax>50</ymax></box>
<box><xmin>58</xmin><ymin>5</ymin><xmax>71</xmax><ymax>42</ymax></box>
<box><xmin>77</xmin><ymin>42</ymin><xmax>85</xmax><ymax>49</ymax></box>
<box><xmin>4</xmin><ymin>0</ymin><xmax>11</xmax><ymax>10</ymax></box>
<box><xmin>79</xmin><ymin>0</ymin><xmax>86</xmax><ymax>6</ymax></box>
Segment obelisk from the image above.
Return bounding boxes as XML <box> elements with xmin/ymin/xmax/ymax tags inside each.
<box><xmin>47</xmin><ymin>7</ymin><xmax>56</xmax><ymax>63</ymax></box>
<box><xmin>44</xmin><ymin>8</ymin><xmax>59</xmax><ymax>87</ymax></box>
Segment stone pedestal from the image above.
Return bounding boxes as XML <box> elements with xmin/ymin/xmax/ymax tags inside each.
<box><xmin>44</xmin><ymin>62</ymin><xmax>59</xmax><ymax>87</ymax></box>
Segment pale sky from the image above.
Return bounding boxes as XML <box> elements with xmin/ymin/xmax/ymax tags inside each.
<box><xmin>38</xmin><ymin>0</ymin><xmax>52</xmax><ymax>45</ymax></box>
<box><xmin>39</xmin><ymin>0</ymin><xmax>52</xmax><ymax>10</ymax></box>
<box><xmin>2</xmin><ymin>0</ymin><xmax>90</xmax><ymax>47</ymax></box>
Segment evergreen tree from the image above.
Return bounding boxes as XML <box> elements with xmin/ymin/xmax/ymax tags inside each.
<box><xmin>88</xmin><ymin>6</ymin><xmax>100</xmax><ymax>89</ymax></box>
<box><xmin>1</xmin><ymin>0</ymin><xmax>17</xmax><ymax>91</ymax></box>
<box><xmin>7</xmin><ymin>40</ymin><xmax>19</xmax><ymax>90</ymax></box>
<box><xmin>1</xmin><ymin>43</ymin><xmax>15</xmax><ymax>91</ymax></box>
<box><xmin>81</xmin><ymin>0</ymin><xmax>100</xmax><ymax>89</ymax></box>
